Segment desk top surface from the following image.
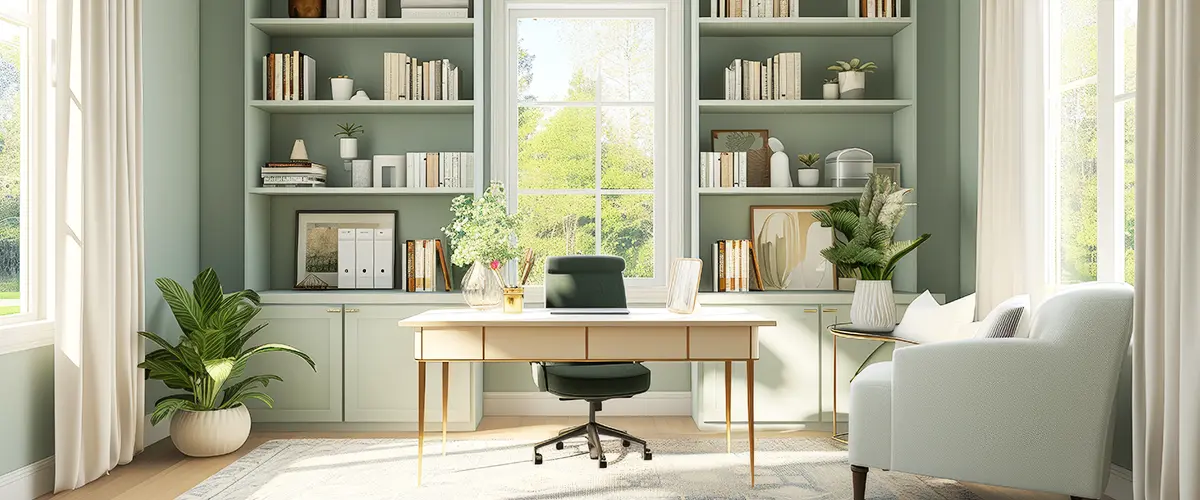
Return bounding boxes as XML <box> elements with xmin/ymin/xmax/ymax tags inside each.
<box><xmin>399</xmin><ymin>307</ymin><xmax>776</xmax><ymax>328</ymax></box>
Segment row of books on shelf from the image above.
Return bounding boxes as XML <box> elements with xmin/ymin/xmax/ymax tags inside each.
<box><xmin>712</xmin><ymin>239</ymin><xmax>763</xmax><ymax>292</ymax></box>
<box><xmin>698</xmin><ymin>152</ymin><xmax>749</xmax><ymax>188</ymax></box>
<box><xmin>710</xmin><ymin>0</ymin><xmax>798</xmax><ymax>18</ymax></box>
<box><xmin>724</xmin><ymin>53</ymin><xmax>803</xmax><ymax>101</ymax></box>
<box><xmin>404</xmin><ymin>239</ymin><xmax>451</xmax><ymax>292</ymax></box>
<box><xmin>320</xmin><ymin>0</ymin><xmax>468</xmax><ymax>19</ymax></box>
<box><xmin>383</xmin><ymin>54</ymin><xmax>461</xmax><ymax>101</ymax></box>
<box><xmin>262</xmin><ymin>160</ymin><xmax>327</xmax><ymax>187</ymax></box>
<box><xmin>262</xmin><ymin>52</ymin><xmax>317</xmax><ymax>101</ymax></box>
<box><xmin>849</xmin><ymin>0</ymin><xmax>904</xmax><ymax>18</ymax></box>
<box><xmin>407</xmin><ymin>152</ymin><xmax>474</xmax><ymax>188</ymax></box>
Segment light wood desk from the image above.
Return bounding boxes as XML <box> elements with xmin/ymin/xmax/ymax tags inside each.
<box><xmin>398</xmin><ymin>307</ymin><xmax>776</xmax><ymax>486</ymax></box>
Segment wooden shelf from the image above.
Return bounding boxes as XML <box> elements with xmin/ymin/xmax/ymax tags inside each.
<box><xmin>698</xmin><ymin>187</ymin><xmax>863</xmax><ymax>196</ymax></box>
<box><xmin>250</xmin><ymin>187</ymin><xmax>473</xmax><ymax>196</ymax></box>
<box><xmin>698</xmin><ymin>99</ymin><xmax>912</xmax><ymax>114</ymax></box>
<box><xmin>249</xmin><ymin>18</ymin><xmax>474</xmax><ymax>38</ymax></box>
<box><xmin>698</xmin><ymin>17</ymin><xmax>912</xmax><ymax>37</ymax></box>
<box><xmin>248</xmin><ymin>100</ymin><xmax>474</xmax><ymax>114</ymax></box>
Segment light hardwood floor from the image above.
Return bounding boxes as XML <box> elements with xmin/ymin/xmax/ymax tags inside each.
<box><xmin>41</xmin><ymin>416</ymin><xmax>1095</xmax><ymax>500</ymax></box>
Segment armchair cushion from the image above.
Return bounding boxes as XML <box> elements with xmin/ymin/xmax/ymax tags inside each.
<box><xmin>975</xmin><ymin>295</ymin><xmax>1028</xmax><ymax>339</ymax></box>
<box><xmin>848</xmin><ymin>362</ymin><xmax>894</xmax><ymax>470</ymax></box>
<box><xmin>892</xmin><ymin>291</ymin><xmax>977</xmax><ymax>345</ymax></box>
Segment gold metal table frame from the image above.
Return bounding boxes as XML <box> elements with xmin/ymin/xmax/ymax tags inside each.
<box><xmin>828</xmin><ymin>323</ymin><xmax>918</xmax><ymax>444</ymax></box>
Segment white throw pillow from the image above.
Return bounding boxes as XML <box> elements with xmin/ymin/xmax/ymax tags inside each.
<box><xmin>892</xmin><ymin>291</ymin><xmax>977</xmax><ymax>345</ymax></box>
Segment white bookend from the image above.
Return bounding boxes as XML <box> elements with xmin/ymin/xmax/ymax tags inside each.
<box><xmin>326</xmin><ymin>0</ymin><xmax>339</xmax><ymax>18</ymax></box>
<box><xmin>338</xmin><ymin>229</ymin><xmax>356</xmax><ymax>289</ymax></box>
<box><xmin>339</xmin><ymin>0</ymin><xmax>352</xmax><ymax>18</ymax></box>
<box><xmin>355</xmin><ymin>229</ymin><xmax>374</xmax><ymax>289</ymax></box>
<box><xmin>373</xmin><ymin>228</ymin><xmax>394</xmax><ymax>289</ymax></box>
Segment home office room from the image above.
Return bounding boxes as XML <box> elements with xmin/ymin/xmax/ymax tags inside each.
<box><xmin>1</xmin><ymin>0</ymin><xmax>1192</xmax><ymax>499</ymax></box>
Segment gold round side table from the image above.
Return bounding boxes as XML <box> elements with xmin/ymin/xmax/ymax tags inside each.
<box><xmin>828</xmin><ymin>322</ymin><xmax>919</xmax><ymax>444</ymax></box>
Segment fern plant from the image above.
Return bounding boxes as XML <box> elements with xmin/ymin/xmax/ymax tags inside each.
<box><xmin>813</xmin><ymin>174</ymin><xmax>929</xmax><ymax>281</ymax></box>
<box><xmin>827</xmin><ymin>58</ymin><xmax>878</xmax><ymax>73</ymax></box>
<box><xmin>139</xmin><ymin>268</ymin><xmax>316</xmax><ymax>425</ymax></box>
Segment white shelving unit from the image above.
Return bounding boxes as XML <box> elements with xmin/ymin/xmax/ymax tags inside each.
<box><xmin>249</xmin><ymin>100</ymin><xmax>475</xmax><ymax>114</ymax></box>
<box><xmin>697</xmin><ymin>16</ymin><xmax>912</xmax><ymax>37</ymax></box>
<box><xmin>697</xmin><ymin>187</ymin><xmax>864</xmax><ymax>196</ymax></box>
<box><xmin>698</xmin><ymin>99</ymin><xmax>913</xmax><ymax>114</ymax></box>
<box><xmin>250</xmin><ymin>17</ymin><xmax>474</xmax><ymax>37</ymax></box>
<box><xmin>249</xmin><ymin>187</ymin><xmax>475</xmax><ymax>196</ymax></box>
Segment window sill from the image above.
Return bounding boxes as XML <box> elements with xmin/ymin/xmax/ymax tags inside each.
<box><xmin>0</xmin><ymin>319</ymin><xmax>55</xmax><ymax>356</ymax></box>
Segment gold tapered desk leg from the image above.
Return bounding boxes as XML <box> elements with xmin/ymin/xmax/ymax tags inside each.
<box><xmin>724</xmin><ymin>360</ymin><xmax>732</xmax><ymax>454</ymax></box>
<box><xmin>442</xmin><ymin>362</ymin><xmax>449</xmax><ymax>455</ymax></box>
<box><xmin>417</xmin><ymin>361</ymin><xmax>426</xmax><ymax>486</ymax></box>
<box><xmin>747</xmin><ymin>359</ymin><xmax>755</xmax><ymax>488</ymax></box>
<box><xmin>832</xmin><ymin>334</ymin><xmax>847</xmax><ymax>444</ymax></box>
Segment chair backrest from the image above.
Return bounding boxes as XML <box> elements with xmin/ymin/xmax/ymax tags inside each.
<box><xmin>544</xmin><ymin>255</ymin><xmax>627</xmax><ymax>309</ymax></box>
<box><xmin>1029</xmin><ymin>282</ymin><xmax>1134</xmax><ymax>351</ymax></box>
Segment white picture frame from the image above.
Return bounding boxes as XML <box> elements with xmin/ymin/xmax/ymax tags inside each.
<box><xmin>666</xmin><ymin>258</ymin><xmax>704</xmax><ymax>314</ymax></box>
<box><xmin>295</xmin><ymin>210</ymin><xmax>397</xmax><ymax>287</ymax></box>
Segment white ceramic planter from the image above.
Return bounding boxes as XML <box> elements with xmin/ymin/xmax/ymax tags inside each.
<box><xmin>330</xmin><ymin>78</ymin><xmax>354</xmax><ymax>100</ymax></box>
<box><xmin>838</xmin><ymin>71</ymin><xmax>866</xmax><ymax>100</ymax></box>
<box><xmin>796</xmin><ymin>168</ymin><xmax>820</xmax><ymax>187</ymax></box>
<box><xmin>340</xmin><ymin>137</ymin><xmax>358</xmax><ymax>159</ymax></box>
<box><xmin>850</xmin><ymin>279</ymin><xmax>895</xmax><ymax>332</ymax></box>
<box><xmin>823</xmin><ymin>83</ymin><xmax>840</xmax><ymax>100</ymax></box>
<box><xmin>170</xmin><ymin>405</ymin><xmax>251</xmax><ymax>458</ymax></box>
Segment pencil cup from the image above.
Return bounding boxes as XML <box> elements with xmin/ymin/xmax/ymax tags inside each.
<box><xmin>503</xmin><ymin>287</ymin><xmax>525</xmax><ymax>314</ymax></box>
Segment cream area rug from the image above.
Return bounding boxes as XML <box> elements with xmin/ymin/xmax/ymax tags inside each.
<box><xmin>180</xmin><ymin>438</ymin><xmax>980</xmax><ymax>499</ymax></box>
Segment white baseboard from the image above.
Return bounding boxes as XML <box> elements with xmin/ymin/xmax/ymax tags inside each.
<box><xmin>0</xmin><ymin>456</ymin><xmax>53</xmax><ymax>500</ymax></box>
<box><xmin>483</xmin><ymin>391</ymin><xmax>691</xmax><ymax>416</ymax></box>
<box><xmin>1105</xmin><ymin>464</ymin><xmax>1133</xmax><ymax>500</ymax></box>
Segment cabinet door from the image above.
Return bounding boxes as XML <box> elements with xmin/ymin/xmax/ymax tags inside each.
<box><xmin>243</xmin><ymin>305</ymin><xmax>344</xmax><ymax>422</ymax></box>
<box><xmin>697</xmin><ymin>304</ymin><xmax>822</xmax><ymax>424</ymax></box>
<box><xmin>344</xmin><ymin>305</ymin><xmax>477</xmax><ymax>426</ymax></box>
<box><xmin>820</xmin><ymin>303</ymin><xmax>907</xmax><ymax>423</ymax></box>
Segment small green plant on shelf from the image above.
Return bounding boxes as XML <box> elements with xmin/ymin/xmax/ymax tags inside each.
<box><xmin>827</xmin><ymin>58</ymin><xmax>877</xmax><ymax>73</ymax></box>
<box><xmin>797</xmin><ymin>153</ymin><xmax>821</xmax><ymax>167</ymax></box>
<box><xmin>334</xmin><ymin>122</ymin><xmax>364</xmax><ymax>139</ymax></box>
<box><xmin>330</xmin><ymin>74</ymin><xmax>351</xmax><ymax>80</ymax></box>
<box><xmin>823</xmin><ymin>76</ymin><xmax>839</xmax><ymax>84</ymax></box>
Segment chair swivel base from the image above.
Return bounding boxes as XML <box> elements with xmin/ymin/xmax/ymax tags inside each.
<box><xmin>531</xmin><ymin>401</ymin><xmax>652</xmax><ymax>468</ymax></box>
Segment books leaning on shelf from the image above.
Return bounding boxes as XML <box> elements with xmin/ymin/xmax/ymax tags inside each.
<box><xmin>383</xmin><ymin>54</ymin><xmax>461</xmax><ymax>101</ymax></box>
<box><xmin>709</xmin><ymin>0</ymin><xmax>799</xmax><ymax>18</ymax></box>
<box><xmin>711</xmin><ymin>239</ymin><xmax>764</xmax><ymax>292</ymax></box>
<box><xmin>404</xmin><ymin>239</ymin><xmax>453</xmax><ymax>292</ymax></box>
<box><xmin>698</xmin><ymin>151</ymin><xmax>748</xmax><ymax>188</ymax></box>
<box><xmin>405</xmin><ymin>152</ymin><xmax>475</xmax><ymax>188</ymax></box>
<box><xmin>261</xmin><ymin>160</ymin><xmax>327</xmax><ymax>187</ymax></box>
<box><xmin>400</xmin><ymin>0</ymin><xmax>469</xmax><ymax>18</ymax></box>
<box><xmin>849</xmin><ymin>0</ymin><xmax>904</xmax><ymax>18</ymax></box>
<box><xmin>262</xmin><ymin>52</ymin><xmax>317</xmax><ymax>101</ymax></box>
<box><xmin>724</xmin><ymin>53</ymin><xmax>802</xmax><ymax>101</ymax></box>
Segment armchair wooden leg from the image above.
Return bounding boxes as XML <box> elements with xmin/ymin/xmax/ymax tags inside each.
<box><xmin>851</xmin><ymin>465</ymin><xmax>868</xmax><ymax>500</ymax></box>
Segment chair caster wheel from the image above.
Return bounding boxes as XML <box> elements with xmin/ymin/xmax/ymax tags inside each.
<box><xmin>643</xmin><ymin>449</ymin><xmax>652</xmax><ymax>460</ymax></box>
<box><xmin>555</xmin><ymin>442</ymin><xmax>564</xmax><ymax>450</ymax></box>
<box><xmin>622</xmin><ymin>440</ymin><xmax>631</xmax><ymax>447</ymax></box>
<box><xmin>598</xmin><ymin>460</ymin><xmax>607</xmax><ymax>469</ymax></box>
<box><xmin>533</xmin><ymin>453</ymin><xmax>543</xmax><ymax>465</ymax></box>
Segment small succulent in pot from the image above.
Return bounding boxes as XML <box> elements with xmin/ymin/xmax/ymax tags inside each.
<box><xmin>335</xmin><ymin>122</ymin><xmax>364</xmax><ymax>160</ymax></box>
<box><xmin>334</xmin><ymin>122</ymin><xmax>364</xmax><ymax>139</ymax></box>
<box><xmin>797</xmin><ymin>153</ymin><xmax>821</xmax><ymax>167</ymax></box>
<box><xmin>822</xmin><ymin>77</ymin><xmax>840</xmax><ymax>100</ymax></box>
<box><xmin>827</xmin><ymin>58</ymin><xmax>877</xmax><ymax>100</ymax></box>
<box><xmin>796</xmin><ymin>153</ymin><xmax>821</xmax><ymax>187</ymax></box>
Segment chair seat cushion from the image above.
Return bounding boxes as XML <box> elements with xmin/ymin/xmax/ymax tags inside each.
<box><xmin>849</xmin><ymin>362</ymin><xmax>894</xmax><ymax>470</ymax></box>
<box><xmin>543</xmin><ymin>363</ymin><xmax>651</xmax><ymax>399</ymax></box>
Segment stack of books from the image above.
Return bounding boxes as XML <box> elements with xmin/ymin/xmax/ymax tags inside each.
<box><xmin>328</xmin><ymin>0</ymin><xmax>386</xmax><ymax>18</ymax></box>
<box><xmin>261</xmin><ymin>160</ymin><xmax>327</xmax><ymax>187</ymax></box>
<box><xmin>724</xmin><ymin>53</ymin><xmax>803</xmax><ymax>100</ymax></box>
<box><xmin>262</xmin><ymin>52</ymin><xmax>317</xmax><ymax>101</ymax></box>
<box><xmin>406</xmin><ymin>152</ymin><xmax>474</xmax><ymax>188</ymax></box>
<box><xmin>404</xmin><ymin>239</ymin><xmax>452</xmax><ymax>292</ymax></box>
<box><xmin>383</xmin><ymin>54</ymin><xmax>461</xmax><ymax>101</ymax></box>
<box><xmin>698</xmin><ymin>151</ymin><xmax>748</xmax><ymax>188</ymax></box>
<box><xmin>849</xmin><ymin>0</ymin><xmax>903</xmax><ymax>18</ymax></box>
<box><xmin>711</xmin><ymin>239</ymin><xmax>762</xmax><ymax>292</ymax></box>
<box><xmin>400</xmin><ymin>0</ymin><xmax>469</xmax><ymax>18</ymax></box>
<box><xmin>710</xmin><ymin>0</ymin><xmax>799</xmax><ymax>17</ymax></box>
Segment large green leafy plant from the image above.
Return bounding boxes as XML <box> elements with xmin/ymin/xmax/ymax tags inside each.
<box><xmin>139</xmin><ymin>269</ymin><xmax>316</xmax><ymax>425</ymax></box>
<box><xmin>442</xmin><ymin>182</ymin><xmax>524</xmax><ymax>267</ymax></box>
<box><xmin>813</xmin><ymin>174</ymin><xmax>930</xmax><ymax>281</ymax></box>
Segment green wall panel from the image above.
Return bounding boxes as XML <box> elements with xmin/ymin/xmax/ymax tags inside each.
<box><xmin>0</xmin><ymin>347</ymin><xmax>53</xmax><ymax>476</ymax></box>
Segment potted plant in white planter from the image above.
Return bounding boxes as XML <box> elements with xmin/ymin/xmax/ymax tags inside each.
<box><xmin>335</xmin><ymin>122</ymin><xmax>364</xmax><ymax>160</ymax></box>
<box><xmin>796</xmin><ymin>153</ymin><xmax>821</xmax><ymax>187</ymax></box>
<box><xmin>330</xmin><ymin>74</ymin><xmax>354</xmax><ymax>100</ymax></box>
<box><xmin>822</xmin><ymin>77</ymin><xmax>840</xmax><ymax>100</ymax></box>
<box><xmin>139</xmin><ymin>268</ymin><xmax>315</xmax><ymax>457</ymax></box>
<box><xmin>827</xmin><ymin>58</ymin><xmax>877</xmax><ymax>100</ymax></box>
<box><xmin>814</xmin><ymin>175</ymin><xmax>930</xmax><ymax>331</ymax></box>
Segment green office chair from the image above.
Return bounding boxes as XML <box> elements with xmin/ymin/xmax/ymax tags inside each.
<box><xmin>531</xmin><ymin>255</ymin><xmax>652</xmax><ymax>468</ymax></box>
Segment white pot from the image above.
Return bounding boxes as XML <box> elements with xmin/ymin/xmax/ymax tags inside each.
<box><xmin>823</xmin><ymin>83</ymin><xmax>840</xmax><ymax>100</ymax></box>
<box><xmin>170</xmin><ymin>405</ymin><xmax>251</xmax><ymax>458</ymax></box>
<box><xmin>838</xmin><ymin>277</ymin><xmax>858</xmax><ymax>291</ymax></box>
<box><xmin>838</xmin><ymin>71</ymin><xmax>866</xmax><ymax>100</ymax></box>
<box><xmin>796</xmin><ymin>168</ymin><xmax>820</xmax><ymax>187</ymax></box>
<box><xmin>340</xmin><ymin>137</ymin><xmax>358</xmax><ymax>159</ymax></box>
<box><xmin>352</xmin><ymin>159</ymin><xmax>373</xmax><ymax>187</ymax></box>
<box><xmin>330</xmin><ymin>78</ymin><xmax>354</xmax><ymax>100</ymax></box>
<box><xmin>769</xmin><ymin>151</ymin><xmax>792</xmax><ymax>187</ymax></box>
<box><xmin>850</xmin><ymin>280</ymin><xmax>895</xmax><ymax>332</ymax></box>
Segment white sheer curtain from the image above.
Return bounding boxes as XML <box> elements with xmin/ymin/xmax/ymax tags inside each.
<box><xmin>1132</xmin><ymin>0</ymin><xmax>1200</xmax><ymax>498</ymax></box>
<box><xmin>52</xmin><ymin>0</ymin><xmax>145</xmax><ymax>491</ymax></box>
<box><xmin>974</xmin><ymin>0</ymin><xmax>1054</xmax><ymax>321</ymax></box>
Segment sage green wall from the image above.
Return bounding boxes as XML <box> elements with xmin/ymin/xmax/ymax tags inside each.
<box><xmin>0</xmin><ymin>347</ymin><xmax>53</xmax><ymax>476</ymax></box>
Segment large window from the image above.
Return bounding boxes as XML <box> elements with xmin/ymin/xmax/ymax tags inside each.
<box><xmin>0</xmin><ymin>0</ymin><xmax>35</xmax><ymax>320</ymax></box>
<box><xmin>1051</xmin><ymin>0</ymin><xmax>1136</xmax><ymax>285</ymax></box>
<box><xmin>507</xmin><ymin>7</ymin><xmax>667</xmax><ymax>284</ymax></box>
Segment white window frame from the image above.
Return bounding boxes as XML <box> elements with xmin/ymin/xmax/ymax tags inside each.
<box><xmin>492</xmin><ymin>0</ymin><xmax>685</xmax><ymax>301</ymax></box>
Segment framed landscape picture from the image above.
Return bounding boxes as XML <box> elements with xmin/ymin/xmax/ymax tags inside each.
<box><xmin>294</xmin><ymin>210</ymin><xmax>397</xmax><ymax>288</ymax></box>
<box><xmin>749</xmin><ymin>205</ymin><xmax>837</xmax><ymax>291</ymax></box>
<box><xmin>712</xmin><ymin>129</ymin><xmax>771</xmax><ymax>187</ymax></box>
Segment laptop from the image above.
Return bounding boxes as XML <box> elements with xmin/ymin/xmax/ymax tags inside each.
<box><xmin>548</xmin><ymin>308</ymin><xmax>630</xmax><ymax>315</ymax></box>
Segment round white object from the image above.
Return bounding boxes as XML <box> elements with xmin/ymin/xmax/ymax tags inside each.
<box><xmin>331</xmin><ymin>78</ymin><xmax>354</xmax><ymax>101</ymax></box>
<box><xmin>823</xmin><ymin>83</ymin><xmax>840</xmax><ymax>100</ymax></box>
<box><xmin>350</xmin><ymin>90</ymin><xmax>371</xmax><ymax>101</ymax></box>
<box><xmin>170</xmin><ymin>405</ymin><xmax>251</xmax><ymax>458</ymax></box>
<box><xmin>340</xmin><ymin>137</ymin><xmax>358</xmax><ymax>160</ymax></box>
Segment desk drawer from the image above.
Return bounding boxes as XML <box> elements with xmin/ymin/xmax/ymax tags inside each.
<box><xmin>688</xmin><ymin>326</ymin><xmax>752</xmax><ymax>359</ymax></box>
<box><xmin>485</xmin><ymin>327</ymin><xmax>586</xmax><ymax>360</ymax></box>
<box><xmin>420</xmin><ymin>327</ymin><xmax>483</xmax><ymax>360</ymax></box>
<box><xmin>588</xmin><ymin>327</ymin><xmax>687</xmax><ymax>360</ymax></box>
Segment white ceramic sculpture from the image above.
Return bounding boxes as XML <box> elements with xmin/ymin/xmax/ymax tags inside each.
<box><xmin>768</xmin><ymin>137</ymin><xmax>792</xmax><ymax>188</ymax></box>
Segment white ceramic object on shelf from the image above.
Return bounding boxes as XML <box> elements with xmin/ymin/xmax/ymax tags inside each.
<box><xmin>331</xmin><ymin>77</ymin><xmax>354</xmax><ymax>100</ymax></box>
<box><xmin>767</xmin><ymin>137</ymin><xmax>792</xmax><ymax>187</ymax></box>
<box><xmin>350</xmin><ymin>90</ymin><xmax>371</xmax><ymax>101</ymax></box>
<box><xmin>796</xmin><ymin>168</ymin><xmax>820</xmax><ymax>187</ymax></box>
<box><xmin>838</xmin><ymin>71</ymin><xmax>866</xmax><ymax>99</ymax></box>
<box><xmin>823</xmin><ymin>83</ymin><xmax>840</xmax><ymax>100</ymax></box>
<box><xmin>850</xmin><ymin>280</ymin><xmax>895</xmax><ymax>332</ymax></box>
<box><xmin>290</xmin><ymin>139</ymin><xmax>309</xmax><ymax>161</ymax></box>
<box><xmin>352</xmin><ymin>159</ymin><xmax>373</xmax><ymax>187</ymax></box>
<box><xmin>340</xmin><ymin>137</ymin><xmax>358</xmax><ymax>160</ymax></box>
<box><xmin>373</xmin><ymin>154</ymin><xmax>404</xmax><ymax>188</ymax></box>
<box><xmin>170</xmin><ymin>405</ymin><xmax>251</xmax><ymax>458</ymax></box>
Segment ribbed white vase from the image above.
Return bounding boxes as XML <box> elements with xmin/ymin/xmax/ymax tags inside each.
<box><xmin>170</xmin><ymin>405</ymin><xmax>252</xmax><ymax>457</ymax></box>
<box><xmin>850</xmin><ymin>280</ymin><xmax>895</xmax><ymax>332</ymax></box>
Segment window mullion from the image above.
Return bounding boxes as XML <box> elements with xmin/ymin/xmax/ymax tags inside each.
<box><xmin>593</xmin><ymin>62</ymin><xmax>602</xmax><ymax>255</ymax></box>
<box><xmin>1095</xmin><ymin>0</ymin><xmax>1122</xmax><ymax>282</ymax></box>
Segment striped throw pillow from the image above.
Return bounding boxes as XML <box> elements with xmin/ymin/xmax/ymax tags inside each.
<box><xmin>976</xmin><ymin>295</ymin><xmax>1029</xmax><ymax>339</ymax></box>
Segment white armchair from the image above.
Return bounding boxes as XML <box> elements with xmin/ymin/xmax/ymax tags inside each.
<box><xmin>848</xmin><ymin>283</ymin><xmax>1134</xmax><ymax>500</ymax></box>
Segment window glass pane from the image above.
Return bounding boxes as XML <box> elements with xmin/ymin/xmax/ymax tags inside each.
<box><xmin>600</xmin><ymin>106</ymin><xmax>653</xmax><ymax>190</ymax></box>
<box><xmin>1123</xmin><ymin>99</ymin><xmax>1135</xmax><ymax>284</ymax></box>
<box><xmin>516</xmin><ymin>194</ymin><xmax>596</xmax><ymax>284</ymax></box>
<box><xmin>1060</xmin><ymin>0</ymin><xmax>1099</xmax><ymax>84</ymax></box>
<box><xmin>517</xmin><ymin>106</ymin><xmax>596</xmax><ymax>190</ymax></box>
<box><xmin>1057</xmin><ymin>83</ymin><xmax>1099</xmax><ymax>284</ymax></box>
<box><xmin>517</xmin><ymin>19</ymin><xmax>594</xmax><ymax>102</ymax></box>
<box><xmin>1120</xmin><ymin>0</ymin><xmax>1137</xmax><ymax>93</ymax></box>
<box><xmin>0</xmin><ymin>0</ymin><xmax>26</xmax><ymax>20</ymax></box>
<box><xmin>0</xmin><ymin>20</ymin><xmax>23</xmax><ymax>315</ymax></box>
<box><xmin>600</xmin><ymin>195</ymin><xmax>654</xmax><ymax>279</ymax></box>
<box><xmin>595</xmin><ymin>19</ymin><xmax>655</xmax><ymax>102</ymax></box>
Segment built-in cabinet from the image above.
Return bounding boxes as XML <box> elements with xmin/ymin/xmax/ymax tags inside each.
<box><xmin>243</xmin><ymin>305</ymin><xmax>344</xmax><ymax>422</ymax></box>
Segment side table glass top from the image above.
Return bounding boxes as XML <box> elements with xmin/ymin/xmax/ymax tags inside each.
<box><xmin>827</xmin><ymin>322</ymin><xmax>919</xmax><ymax>345</ymax></box>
